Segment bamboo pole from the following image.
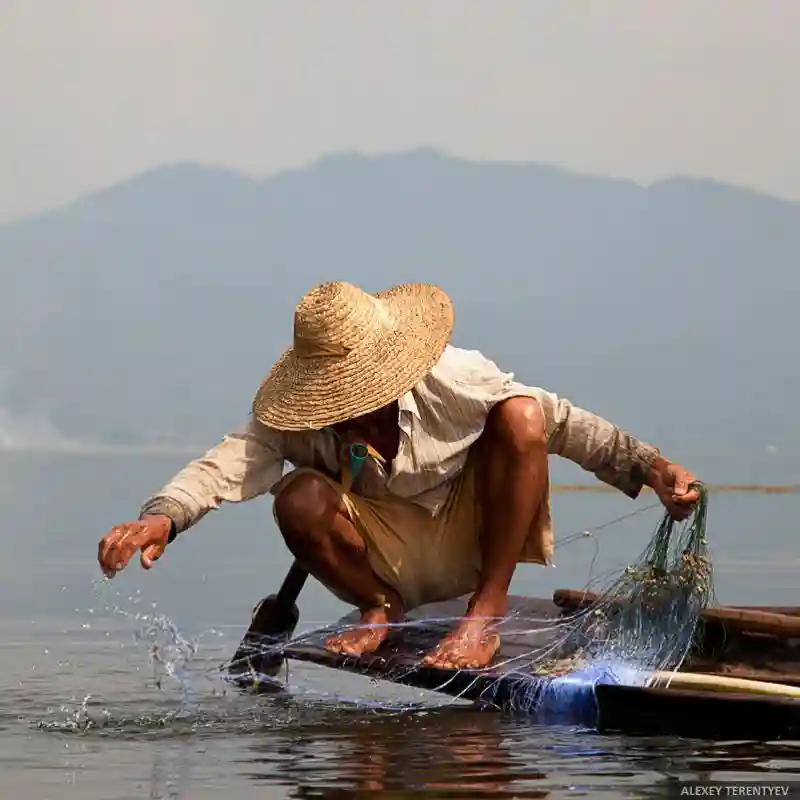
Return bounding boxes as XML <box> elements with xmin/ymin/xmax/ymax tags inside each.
<box><xmin>651</xmin><ymin>670</ymin><xmax>800</xmax><ymax>699</ymax></box>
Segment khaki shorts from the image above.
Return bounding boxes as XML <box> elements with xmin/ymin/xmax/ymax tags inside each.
<box><xmin>271</xmin><ymin>450</ymin><xmax>553</xmax><ymax>611</ymax></box>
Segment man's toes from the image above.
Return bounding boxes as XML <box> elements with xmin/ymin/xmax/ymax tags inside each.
<box><xmin>423</xmin><ymin>648</ymin><xmax>457</xmax><ymax>669</ymax></box>
<box><xmin>343</xmin><ymin>637</ymin><xmax>368</xmax><ymax>656</ymax></box>
<box><xmin>422</xmin><ymin>647</ymin><xmax>447</xmax><ymax>664</ymax></box>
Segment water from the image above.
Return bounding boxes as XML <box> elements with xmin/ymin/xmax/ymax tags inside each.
<box><xmin>2</xmin><ymin>451</ymin><xmax>799</xmax><ymax>798</ymax></box>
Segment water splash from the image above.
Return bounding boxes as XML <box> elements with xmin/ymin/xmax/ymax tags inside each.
<box><xmin>36</xmin><ymin>694</ymin><xmax>108</xmax><ymax>733</ymax></box>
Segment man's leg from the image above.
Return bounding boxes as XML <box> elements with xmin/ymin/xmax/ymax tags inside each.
<box><xmin>274</xmin><ymin>471</ymin><xmax>405</xmax><ymax>656</ymax></box>
<box><xmin>423</xmin><ymin>396</ymin><xmax>549</xmax><ymax>669</ymax></box>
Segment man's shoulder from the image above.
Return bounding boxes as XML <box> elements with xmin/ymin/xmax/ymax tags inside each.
<box><xmin>430</xmin><ymin>344</ymin><xmax>516</xmax><ymax>384</ymax></box>
<box><xmin>409</xmin><ymin>344</ymin><xmax>525</xmax><ymax>410</ymax></box>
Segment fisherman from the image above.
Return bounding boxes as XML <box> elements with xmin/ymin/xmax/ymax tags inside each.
<box><xmin>97</xmin><ymin>281</ymin><xmax>700</xmax><ymax>670</ymax></box>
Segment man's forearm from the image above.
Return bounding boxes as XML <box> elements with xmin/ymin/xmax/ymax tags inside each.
<box><xmin>542</xmin><ymin>394</ymin><xmax>660</xmax><ymax>498</ymax></box>
<box><xmin>137</xmin><ymin>418</ymin><xmax>286</xmax><ymax>538</ymax></box>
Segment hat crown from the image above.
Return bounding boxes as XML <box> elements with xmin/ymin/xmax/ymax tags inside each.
<box><xmin>293</xmin><ymin>281</ymin><xmax>394</xmax><ymax>358</ymax></box>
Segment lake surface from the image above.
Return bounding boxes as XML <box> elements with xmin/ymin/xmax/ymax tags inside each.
<box><xmin>1</xmin><ymin>451</ymin><xmax>799</xmax><ymax>798</ymax></box>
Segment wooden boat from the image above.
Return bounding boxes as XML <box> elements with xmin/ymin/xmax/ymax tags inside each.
<box><xmin>227</xmin><ymin>589</ymin><xmax>800</xmax><ymax>741</ymax></box>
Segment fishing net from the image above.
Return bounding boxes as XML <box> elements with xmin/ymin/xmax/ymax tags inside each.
<box><xmin>472</xmin><ymin>481</ymin><xmax>712</xmax><ymax>723</ymax></box>
<box><xmin>229</xmin><ymin>483</ymin><xmax>712</xmax><ymax>728</ymax></box>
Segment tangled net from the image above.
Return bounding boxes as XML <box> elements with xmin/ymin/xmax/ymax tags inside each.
<box><xmin>473</xmin><ymin>482</ymin><xmax>712</xmax><ymax>723</ymax></box>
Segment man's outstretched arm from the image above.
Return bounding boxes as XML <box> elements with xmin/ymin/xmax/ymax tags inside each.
<box><xmin>97</xmin><ymin>416</ymin><xmax>285</xmax><ymax>576</ymax></box>
<box><xmin>424</xmin><ymin>345</ymin><xmax>700</xmax><ymax>519</ymax></box>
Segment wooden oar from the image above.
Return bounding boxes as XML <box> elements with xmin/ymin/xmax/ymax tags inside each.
<box><xmin>229</xmin><ymin>444</ymin><xmax>372</xmax><ymax>678</ymax></box>
<box><xmin>229</xmin><ymin>560</ymin><xmax>309</xmax><ymax>677</ymax></box>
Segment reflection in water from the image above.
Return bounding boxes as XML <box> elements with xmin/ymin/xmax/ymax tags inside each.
<box><xmin>233</xmin><ymin>700</ymin><xmax>800</xmax><ymax>798</ymax></box>
<box><xmin>147</xmin><ymin>739</ymin><xmax>196</xmax><ymax>800</ymax></box>
<box><xmin>242</xmin><ymin>707</ymin><xmax>550</xmax><ymax>798</ymax></box>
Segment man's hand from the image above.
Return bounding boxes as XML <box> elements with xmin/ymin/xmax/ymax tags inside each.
<box><xmin>645</xmin><ymin>456</ymin><xmax>701</xmax><ymax>520</ymax></box>
<box><xmin>97</xmin><ymin>515</ymin><xmax>172</xmax><ymax>578</ymax></box>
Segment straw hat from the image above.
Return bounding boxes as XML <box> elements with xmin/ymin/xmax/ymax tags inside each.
<box><xmin>252</xmin><ymin>281</ymin><xmax>454</xmax><ymax>431</ymax></box>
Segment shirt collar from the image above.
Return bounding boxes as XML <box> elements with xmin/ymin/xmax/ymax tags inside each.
<box><xmin>397</xmin><ymin>389</ymin><xmax>422</xmax><ymax>421</ymax></box>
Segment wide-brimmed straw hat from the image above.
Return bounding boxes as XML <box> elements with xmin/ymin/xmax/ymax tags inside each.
<box><xmin>252</xmin><ymin>281</ymin><xmax>454</xmax><ymax>431</ymax></box>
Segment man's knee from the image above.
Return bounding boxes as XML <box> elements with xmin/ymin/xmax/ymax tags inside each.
<box><xmin>274</xmin><ymin>472</ymin><xmax>343</xmax><ymax>544</ymax></box>
<box><xmin>484</xmin><ymin>396</ymin><xmax>548</xmax><ymax>457</ymax></box>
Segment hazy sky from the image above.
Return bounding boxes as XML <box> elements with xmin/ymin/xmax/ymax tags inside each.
<box><xmin>2</xmin><ymin>1</ymin><xmax>799</xmax><ymax>221</ymax></box>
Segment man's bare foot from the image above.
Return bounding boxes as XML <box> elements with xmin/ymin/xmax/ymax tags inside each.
<box><xmin>325</xmin><ymin>606</ymin><xmax>402</xmax><ymax>658</ymax></box>
<box><xmin>422</xmin><ymin>615</ymin><xmax>501</xmax><ymax>670</ymax></box>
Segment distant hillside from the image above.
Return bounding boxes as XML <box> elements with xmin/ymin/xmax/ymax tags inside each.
<box><xmin>0</xmin><ymin>148</ymin><xmax>797</xmax><ymax>463</ymax></box>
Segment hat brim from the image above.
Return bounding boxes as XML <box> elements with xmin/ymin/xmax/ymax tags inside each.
<box><xmin>252</xmin><ymin>283</ymin><xmax>454</xmax><ymax>431</ymax></box>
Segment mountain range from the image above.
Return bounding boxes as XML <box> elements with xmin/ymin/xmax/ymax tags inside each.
<box><xmin>0</xmin><ymin>148</ymin><xmax>796</xmax><ymax>477</ymax></box>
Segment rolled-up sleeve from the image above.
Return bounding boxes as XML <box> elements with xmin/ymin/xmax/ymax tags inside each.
<box><xmin>139</xmin><ymin>416</ymin><xmax>286</xmax><ymax>534</ymax></box>
<box><xmin>535</xmin><ymin>390</ymin><xmax>660</xmax><ymax>498</ymax></box>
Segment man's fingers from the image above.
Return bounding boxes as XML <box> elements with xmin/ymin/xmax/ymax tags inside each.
<box><xmin>670</xmin><ymin>466</ymin><xmax>700</xmax><ymax>496</ymax></box>
<box><xmin>99</xmin><ymin>562</ymin><xmax>117</xmax><ymax>579</ymax></box>
<box><xmin>98</xmin><ymin>519</ymin><xmax>170</xmax><ymax>577</ymax></box>
<box><xmin>104</xmin><ymin>541</ymin><xmax>126</xmax><ymax>572</ymax></box>
<box><xmin>673</xmin><ymin>487</ymin><xmax>699</xmax><ymax>505</ymax></box>
<box><xmin>667</xmin><ymin>490</ymin><xmax>699</xmax><ymax>519</ymax></box>
<box><xmin>100</xmin><ymin>527</ymin><xmax>144</xmax><ymax>572</ymax></box>
<box><xmin>116</xmin><ymin>531</ymin><xmax>148</xmax><ymax>570</ymax></box>
<box><xmin>141</xmin><ymin>543</ymin><xmax>165</xmax><ymax>570</ymax></box>
<box><xmin>671</xmin><ymin>468</ymin><xmax>692</xmax><ymax>495</ymax></box>
<box><xmin>98</xmin><ymin>529</ymin><xmax>125</xmax><ymax>571</ymax></box>
<box><xmin>653</xmin><ymin>462</ymin><xmax>701</xmax><ymax>519</ymax></box>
